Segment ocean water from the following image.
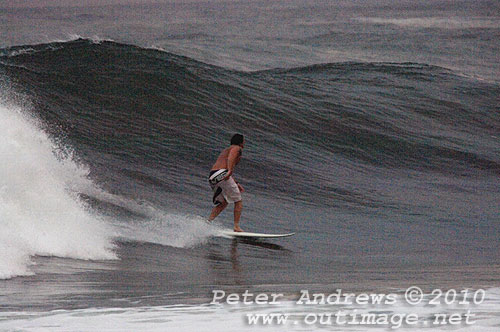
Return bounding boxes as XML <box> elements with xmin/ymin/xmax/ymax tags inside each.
<box><xmin>0</xmin><ymin>0</ymin><xmax>499</xmax><ymax>331</ymax></box>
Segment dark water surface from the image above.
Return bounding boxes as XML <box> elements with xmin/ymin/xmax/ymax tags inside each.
<box><xmin>0</xmin><ymin>0</ymin><xmax>499</xmax><ymax>318</ymax></box>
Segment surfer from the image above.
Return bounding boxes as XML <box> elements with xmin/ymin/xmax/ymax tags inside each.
<box><xmin>208</xmin><ymin>134</ymin><xmax>245</xmax><ymax>232</ymax></box>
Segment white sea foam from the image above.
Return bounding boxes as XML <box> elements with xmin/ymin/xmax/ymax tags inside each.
<box><xmin>67</xmin><ymin>175</ymin><xmax>220</xmax><ymax>248</ymax></box>
<box><xmin>0</xmin><ymin>288</ymin><xmax>499</xmax><ymax>331</ymax></box>
<box><xmin>356</xmin><ymin>17</ymin><xmax>500</xmax><ymax>29</ymax></box>
<box><xmin>0</xmin><ymin>84</ymin><xmax>219</xmax><ymax>280</ymax></box>
<box><xmin>65</xmin><ymin>33</ymin><xmax>115</xmax><ymax>44</ymax></box>
<box><xmin>115</xmin><ymin>208</ymin><xmax>220</xmax><ymax>248</ymax></box>
<box><xmin>0</xmin><ymin>34</ymin><xmax>112</xmax><ymax>59</ymax></box>
<box><xmin>0</xmin><ymin>100</ymin><xmax>116</xmax><ymax>279</ymax></box>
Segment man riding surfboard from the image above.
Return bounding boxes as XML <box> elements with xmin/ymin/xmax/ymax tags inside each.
<box><xmin>208</xmin><ymin>134</ymin><xmax>245</xmax><ymax>232</ymax></box>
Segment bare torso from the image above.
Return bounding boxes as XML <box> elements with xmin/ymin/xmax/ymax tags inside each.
<box><xmin>211</xmin><ymin>145</ymin><xmax>242</xmax><ymax>171</ymax></box>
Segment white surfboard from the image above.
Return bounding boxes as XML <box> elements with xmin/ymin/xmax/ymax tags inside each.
<box><xmin>220</xmin><ymin>230</ymin><xmax>295</xmax><ymax>239</ymax></box>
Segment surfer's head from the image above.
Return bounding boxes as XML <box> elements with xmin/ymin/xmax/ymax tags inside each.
<box><xmin>231</xmin><ymin>134</ymin><xmax>244</xmax><ymax>147</ymax></box>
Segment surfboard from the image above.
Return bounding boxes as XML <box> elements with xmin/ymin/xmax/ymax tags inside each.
<box><xmin>220</xmin><ymin>230</ymin><xmax>295</xmax><ymax>238</ymax></box>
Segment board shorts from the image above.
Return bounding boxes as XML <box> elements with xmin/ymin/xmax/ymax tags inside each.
<box><xmin>209</xmin><ymin>169</ymin><xmax>242</xmax><ymax>206</ymax></box>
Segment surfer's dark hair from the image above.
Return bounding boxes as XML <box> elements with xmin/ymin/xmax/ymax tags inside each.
<box><xmin>231</xmin><ymin>134</ymin><xmax>244</xmax><ymax>145</ymax></box>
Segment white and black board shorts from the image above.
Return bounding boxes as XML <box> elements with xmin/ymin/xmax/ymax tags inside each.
<box><xmin>209</xmin><ymin>169</ymin><xmax>242</xmax><ymax>205</ymax></box>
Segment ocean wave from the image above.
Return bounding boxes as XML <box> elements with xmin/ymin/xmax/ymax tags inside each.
<box><xmin>0</xmin><ymin>97</ymin><xmax>116</xmax><ymax>279</ymax></box>
<box><xmin>0</xmin><ymin>38</ymin><xmax>498</xmax><ymax>210</ymax></box>
<box><xmin>355</xmin><ymin>17</ymin><xmax>500</xmax><ymax>29</ymax></box>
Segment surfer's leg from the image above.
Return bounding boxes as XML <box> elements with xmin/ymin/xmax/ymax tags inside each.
<box><xmin>233</xmin><ymin>200</ymin><xmax>243</xmax><ymax>232</ymax></box>
<box><xmin>208</xmin><ymin>200</ymin><xmax>228</xmax><ymax>221</ymax></box>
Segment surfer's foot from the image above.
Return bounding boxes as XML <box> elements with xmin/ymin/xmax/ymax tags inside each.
<box><xmin>234</xmin><ymin>227</ymin><xmax>243</xmax><ymax>232</ymax></box>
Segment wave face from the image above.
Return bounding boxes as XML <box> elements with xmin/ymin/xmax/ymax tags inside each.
<box><xmin>0</xmin><ymin>39</ymin><xmax>499</xmax><ymax>277</ymax></box>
